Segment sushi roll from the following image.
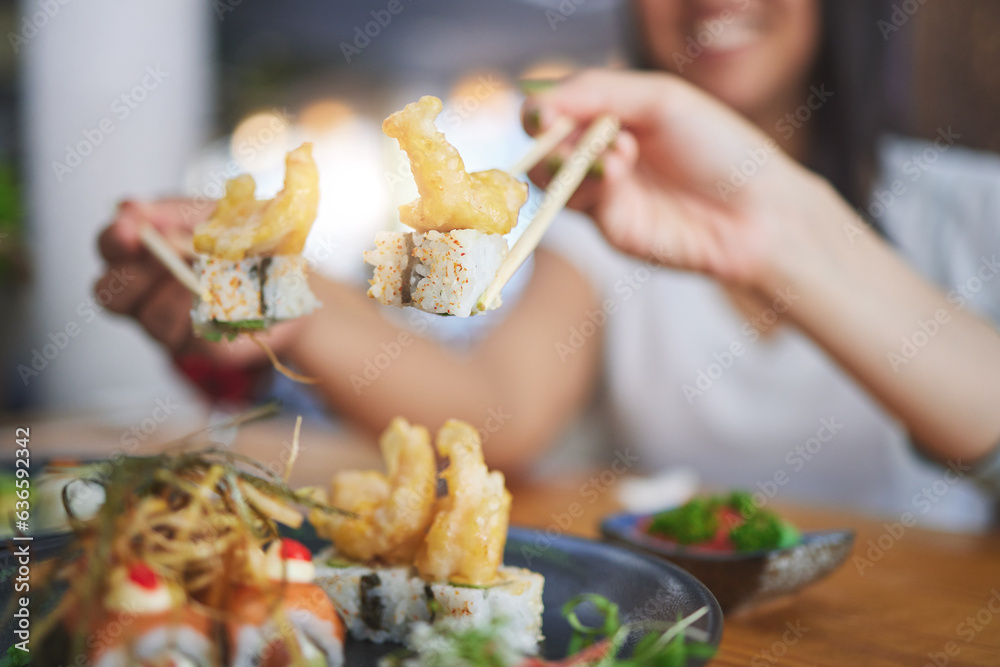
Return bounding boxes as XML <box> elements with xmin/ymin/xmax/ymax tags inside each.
<box><xmin>33</xmin><ymin>463</ymin><xmax>105</xmax><ymax>532</ymax></box>
<box><xmin>83</xmin><ymin>562</ymin><xmax>216</xmax><ymax>667</ymax></box>
<box><xmin>227</xmin><ymin>538</ymin><xmax>345</xmax><ymax>667</ymax></box>
<box><xmin>190</xmin><ymin>143</ymin><xmax>321</xmax><ymax>340</ymax></box>
<box><xmin>311</xmin><ymin>418</ymin><xmax>544</xmax><ymax>652</ymax></box>
<box><xmin>364</xmin><ymin>229</ymin><xmax>508</xmax><ymax>317</ymax></box>
<box><xmin>314</xmin><ymin>557</ymin><xmax>544</xmax><ymax>649</ymax></box>
<box><xmin>422</xmin><ymin>566</ymin><xmax>544</xmax><ymax>645</ymax></box>
<box><xmin>312</xmin><ymin>557</ymin><xmax>429</xmax><ymax>644</ymax></box>
<box><xmin>191</xmin><ymin>255</ymin><xmax>319</xmax><ymax>340</ymax></box>
<box><xmin>308</xmin><ymin>416</ymin><xmax>438</xmax><ymax>642</ymax></box>
<box><xmin>366</xmin><ymin>96</ymin><xmax>527</xmax><ymax>317</ymax></box>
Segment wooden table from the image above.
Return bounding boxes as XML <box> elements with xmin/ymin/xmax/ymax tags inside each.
<box><xmin>510</xmin><ymin>477</ymin><xmax>1000</xmax><ymax>667</ymax></box>
<box><xmin>9</xmin><ymin>412</ymin><xmax>1000</xmax><ymax>666</ymax></box>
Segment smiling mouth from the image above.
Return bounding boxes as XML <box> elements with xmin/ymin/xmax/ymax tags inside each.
<box><xmin>687</xmin><ymin>7</ymin><xmax>765</xmax><ymax>57</ymax></box>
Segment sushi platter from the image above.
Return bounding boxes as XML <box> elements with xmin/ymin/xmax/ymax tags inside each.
<box><xmin>0</xmin><ymin>417</ymin><xmax>722</xmax><ymax>666</ymax></box>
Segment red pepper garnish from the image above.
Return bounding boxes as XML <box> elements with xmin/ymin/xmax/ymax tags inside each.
<box><xmin>128</xmin><ymin>562</ymin><xmax>160</xmax><ymax>590</ymax></box>
<box><xmin>707</xmin><ymin>507</ymin><xmax>743</xmax><ymax>550</ymax></box>
<box><xmin>279</xmin><ymin>538</ymin><xmax>313</xmax><ymax>562</ymax></box>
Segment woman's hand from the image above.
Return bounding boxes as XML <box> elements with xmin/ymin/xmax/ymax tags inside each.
<box><xmin>524</xmin><ymin>69</ymin><xmax>838</xmax><ymax>293</ymax></box>
<box><xmin>526</xmin><ymin>68</ymin><xmax>1000</xmax><ymax>465</ymax></box>
<box><xmin>95</xmin><ymin>198</ymin><xmax>293</xmax><ymax>366</ymax></box>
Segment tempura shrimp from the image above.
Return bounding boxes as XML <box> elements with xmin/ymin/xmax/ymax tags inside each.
<box><xmin>415</xmin><ymin>419</ymin><xmax>511</xmax><ymax>585</ymax></box>
<box><xmin>382</xmin><ymin>96</ymin><xmax>527</xmax><ymax>235</ymax></box>
<box><xmin>313</xmin><ymin>417</ymin><xmax>437</xmax><ymax>563</ymax></box>
<box><xmin>193</xmin><ymin>142</ymin><xmax>320</xmax><ymax>259</ymax></box>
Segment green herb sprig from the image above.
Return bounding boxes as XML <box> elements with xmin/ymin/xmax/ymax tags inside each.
<box><xmin>563</xmin><ymin>595</ymin><xmax>715</xmax><ymax>667</ymax></box>
<box><xmin>380</xmin><ymin>594</ymin><xmax>715</xmax><ymax>667</ymax></box>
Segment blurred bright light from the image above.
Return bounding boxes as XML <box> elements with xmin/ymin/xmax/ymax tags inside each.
<box><xmin>447</xmin><ymin>70</ymin><xmax>513</xmax><ymax>114</ymax></box>
<box><xmin>230</xmin><ymin>109</ymin><xmax>291</xmax><ymax>171</ymax></box>
<box><xmin>519</xmin><ymin>59</ymin><xmax>578</xmax><ymax>83</ymax></box>
<box><xmin>300</xmin><ymin>99</ymin><xmax>355</xmax><ymax>137</ymax></box>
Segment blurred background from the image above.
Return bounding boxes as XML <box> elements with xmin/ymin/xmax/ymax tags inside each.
<box><xmin>1</xmin><ymin>0</ymin><xmax>999</xmax><ymax>418</ymax></box>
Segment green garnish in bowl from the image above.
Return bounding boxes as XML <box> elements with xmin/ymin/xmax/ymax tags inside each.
<box><xmin>647</xmin><ymin>491</ymin><xmax>800</xmax><ymax>552</ymax></box>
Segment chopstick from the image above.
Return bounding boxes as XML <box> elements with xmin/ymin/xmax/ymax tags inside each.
<box><xmin>478</xmin><ymin>114</ymin><xmax>620</xmax><ymax>312</ymax></box>
<box><xmin>507</xmin><ymin>116</ymin><xmax>576</xmax><ymax>175</ymax></box>
<box><xmin>138</xmin><ymin>223</ymin><xmax>203</xmax><ymax>297</ymax></box>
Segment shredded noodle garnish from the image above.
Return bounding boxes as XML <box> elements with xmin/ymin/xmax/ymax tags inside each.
<box><xmin>285</xmin><ymin>415</ymin><xmax>302</xmax><ymax>482</ymax></box>
<box><xmin>16</xmin><ymin>415</ymin><xmax>354</xmax><ymax>662</ymax></box>
<box><xmin>249</xmin><ymin>332</ymin><xmax>318</xmax><ymax>384</ymax></box>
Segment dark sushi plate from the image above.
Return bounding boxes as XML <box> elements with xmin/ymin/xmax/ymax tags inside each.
<box><xmin>2</xmin><ymin>526</ymin><xmax>723</xmax><ymax>666</ymax></box>
<box><xmin>321</xmin><ymin>526</ymin><xmax>724</xmax><ymax>665</ymax></box>
<box><xmin>601</xmin><ymin>511</ymin><xmax>854</xmax><ymax>614</ymax></box>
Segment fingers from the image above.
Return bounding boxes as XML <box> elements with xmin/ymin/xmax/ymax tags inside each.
<box><xmin>98</xmin><ymin>201</ymin><xmax>146</xmax><ymax>262</ymax></box>
<box><xmin>93</xmin><ymin>260</ymin><xmax>169</xmax><ymax>316</ymax></box>
<box><xmin>96</xmin><ymin>196</ymin><xmax>211</xmax><ymax>318</ymax></box>
<box><xmin>133</xmin><ymin>280</ymin><xmax>195</xmax><ymax>352</ymax></box>
<box><xmin>524</xmin><ymin>129</ymin><xmax>640</xmax><ymax>213</ymax></box>
<box><xmin>522</xmin><ymin>69</ymin><xmax>676</xmax><ymax>137</ymax></box>
<box><xmin>521</xmin><ymin>68</ymin><xmax>775</xmax><ymax>189</ymax></box>
<box><xmin>595</xmin><ymin>129</ymin><xmax>639</xmax><ymax>193</ymax></box>
<box><xmin>98</xmin><ymin>198</ymin><xmax>211</xmax><ymax>263</ymax></box>
<box><xmin>526</xmin><ymin>156</ymin><xmax>601</xmax><ymax>211</ymax></box>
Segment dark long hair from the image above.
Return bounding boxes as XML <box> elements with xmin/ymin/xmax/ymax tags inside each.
<box><xmin>810</xmin><ymin>0</ymin><xmax>901</xmax><ymax>213</ymax></box>
<box><xmin>630</xmin><ymin>0</ymin><xmax>903</xmax><ymax>214</ymax></box>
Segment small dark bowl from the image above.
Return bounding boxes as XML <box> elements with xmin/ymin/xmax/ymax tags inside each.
<box><xmin>601</xmin><ymin>512</ymin><xmax>854</xmax><ymax>613</ymax></box>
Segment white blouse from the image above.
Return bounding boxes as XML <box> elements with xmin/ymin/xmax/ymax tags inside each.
<box><xmin>543</xmin><ymin>135</ymin><xmax>1000</xmax><ymax>532</ymax></box>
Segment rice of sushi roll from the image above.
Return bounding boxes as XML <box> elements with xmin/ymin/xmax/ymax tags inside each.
<box><xmin>190</xmin><ymin>254</ymin><xmax>320</xmax><ymax>340</ymax></box>
<box><xmin>312</xmin><ymin>559</ymin><xmax>427</xmax><ymax>644</ymax></box>
<box><xmin>313</xmin><ymin>555</ymin><xmax>544</xmax><ymax>651</ymax></box>
<box><xmin>363</xmin><ymin>229</ymin><xmax>508</xmax><ymax>317</ymax></box>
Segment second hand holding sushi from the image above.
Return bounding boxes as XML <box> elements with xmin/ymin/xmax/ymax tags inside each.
<box><xmin>96</xmin><ymin>199</ymin><xmax>304</xmax><ymax>368</ymax></box>
<box><xmin>96</xmin><ymin>198</ymin><xmax>599</xmax><ymax>476</ymax></box>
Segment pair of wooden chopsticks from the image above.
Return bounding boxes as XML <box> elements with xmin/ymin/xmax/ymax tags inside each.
<box><xmin>476</xmin><ymin>114</ymin><xmax>620</xmax><ymax>312</ymax></box>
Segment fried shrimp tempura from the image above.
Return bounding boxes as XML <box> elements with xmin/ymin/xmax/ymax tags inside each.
<box><xmin>313</xmin><ymin>417</ymin><xmax>437</xmax><ymax>564</ymax></box>
<box><xmin>383</xmin><ymin>96</ymin><xmax>528</xmax><ymax>235</ymax></box>
<box><xmin>415</xmin><ymin>419</ymin><xmax>512</xmax><ymax>585</ymax></box>
<box><xmin>193</xmin><ymin>143</ymin><xmax>319</xmax><ymax>260</ymax></box>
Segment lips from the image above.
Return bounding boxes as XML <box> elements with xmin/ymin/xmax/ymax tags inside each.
<box><xmin>687</xmin><ymin>3</ymin><xmax>765</xmax><ymax>57</ymax></box>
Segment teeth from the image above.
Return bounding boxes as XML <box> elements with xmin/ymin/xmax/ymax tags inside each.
<box><xmin>691</xmin><ymin>15</ymin><xmax>760</xmax><ymax>54</ymax></box>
